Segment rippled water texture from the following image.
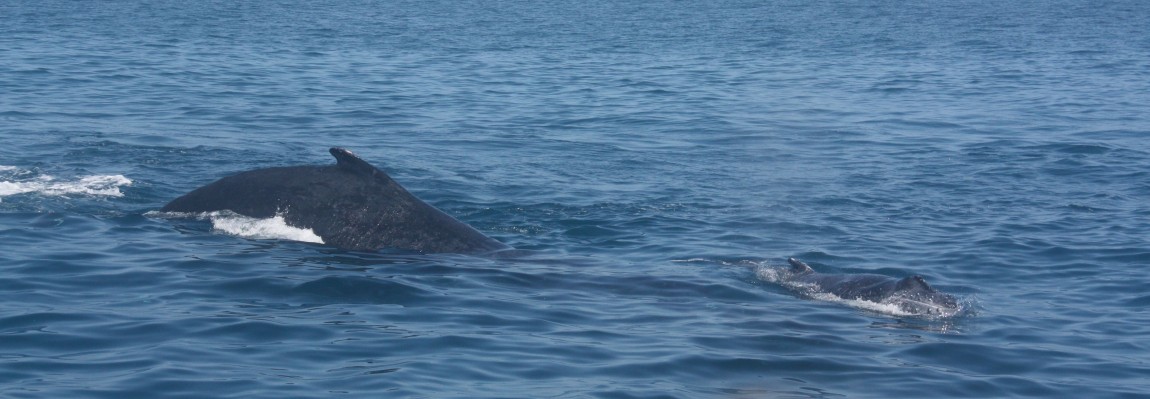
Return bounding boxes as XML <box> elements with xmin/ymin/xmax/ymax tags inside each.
<box><xmin>3</xmin><ymin>1</ymin><xmax>1150</xmax><ymax>398</ymax></box>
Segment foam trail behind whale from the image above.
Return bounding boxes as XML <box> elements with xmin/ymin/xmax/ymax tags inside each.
<box><xmin>0</xmin><ymin>166</ymin><xmax>132</xmax><ymax>201</ymax></box>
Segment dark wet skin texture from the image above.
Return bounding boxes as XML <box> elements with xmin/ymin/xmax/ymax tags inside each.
<box><xmin>162</xmin><ymin>148</ymin><xmax>509</xmax><ymax>254</ymax></box>
<box><xmin>785</xmin><ymin>258</ymin><xmax>958</xmax><ymax>316</ymax></box>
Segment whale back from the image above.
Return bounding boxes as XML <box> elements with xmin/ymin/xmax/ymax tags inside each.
<box><xmin>163</xmin><ymin>148</ymin><xmax>508</xmax><ymax>254</ymax></box>
<box><xmin>787</xmin><ymin>257</ymin><xmax>814</xmax><ymax>274</ymax></box>
<box><xmin>895</xmin><ymin>275</ymin><xmax>932</xmax><ymax>292</ymax></box>
<box><xmin>780</xmin><ymin>257</ymin><xmax>960</xmax><ymax>316</ymax></box>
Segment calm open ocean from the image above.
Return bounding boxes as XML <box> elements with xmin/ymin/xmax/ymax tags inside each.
<box><xmin>2</xmin><ymin>1</ymin><xmax>1149</xmax><ymax>397</ymax></box>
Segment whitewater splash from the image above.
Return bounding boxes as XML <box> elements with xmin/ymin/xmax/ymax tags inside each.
<box><xmin>151</xmin><ymin>210</ymin><xmax>325</xmax><ymax>245</ymax></box>
<box><xmin>0</xmin><ymin>166</ymin><xmax>132</xmax><ymax>201</ymax></box>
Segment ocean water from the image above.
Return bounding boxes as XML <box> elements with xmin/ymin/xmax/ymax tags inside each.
<box><xmin>2</xmin><ymin>0</ymin><xmax>1149</xmax><ymax>397</ymax></box>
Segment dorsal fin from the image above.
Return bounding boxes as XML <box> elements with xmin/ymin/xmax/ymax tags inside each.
<box><xmin>787</xmin><ymin>257</ymin><xmax>814</xmax><ymax>274</ymax></box>
<box><xmin>896</xmin><ymin>275</ymin><xmax>932</xmax><ymax>291</ymax></box>
<box><xmin>330</xmin><ymin>147</ymin><xmax>381</xmax><ymax>176</ymax></box>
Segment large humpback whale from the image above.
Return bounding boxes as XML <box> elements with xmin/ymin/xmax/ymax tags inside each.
<box><xmin>769</xmin><ymin>258</ymin><xmax>960</xmax><ymax>317</ymax></box>
<box><xmin>162</xmin><ymin>147</ymin><xmax>509</xmax><ymax>254</ymax></box>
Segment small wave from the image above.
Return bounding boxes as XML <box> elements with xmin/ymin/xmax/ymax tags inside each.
<box><xmin>0</xmin><ymin>166</ymin><xmax>131</xmax><ymax>201</ymax></box>
<box><xmin>151</xmin><ymin>210</ymin><xmax>325</xmax><ymax>245</ymax></box>
<box><xmin>293</xmin><ymin>276</ymin><xmax>433</xmax><ymax>305</ymax></box>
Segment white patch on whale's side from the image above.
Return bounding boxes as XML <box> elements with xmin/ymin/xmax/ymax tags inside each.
<box><xmin>0</xmin><ymin>166</ymin><xmax>132</xmax><ymax>201</ymax></box>
<box><xmin>149</xmin><ymin>210</ymin><xmax>325</xmax><ymax>245</ymax></box>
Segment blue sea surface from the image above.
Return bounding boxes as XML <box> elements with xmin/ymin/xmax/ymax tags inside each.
<box><xmin>3</xmin><ymin>1</ymin><xmax>1150</xmax><ymax>397</ymax></box>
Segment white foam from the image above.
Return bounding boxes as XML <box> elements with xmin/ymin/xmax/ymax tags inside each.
<box><xmin>821</xmin><ymin>293</ymin><xmax>915</xmax><ymax>317</ymax></box>
<box><xmin>151</xmin><ymin>210</ymin><xmax>325</xmax><ymax>245</ymax></box>
<box><xmin>0</xmin><ymin>168</ymin><xmax>132</xmax><ymax>200</ymax></box>
<box><xmin>209</xmin><ymin>212</ymin><xmax>325</xmax><ymax>244</ymax></box>
<box><xmin>754</xmin><ymin>264</ymin><xmax>785</xmax><ymax>283</ymax></box>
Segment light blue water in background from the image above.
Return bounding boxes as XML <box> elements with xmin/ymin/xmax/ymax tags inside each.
<box><xmin>3</xmin><ymin>1</ymin><xmax>1149</xmax><ymax>397</ymax></box>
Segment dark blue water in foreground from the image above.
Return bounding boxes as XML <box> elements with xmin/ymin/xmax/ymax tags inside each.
<box><xmin>3</xmin><ymin>1</ymin><xmax>1150</xmax><ymax>397</ymax></box>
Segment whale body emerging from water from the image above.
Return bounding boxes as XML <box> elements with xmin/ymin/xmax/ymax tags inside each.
<box><xmin>162</xmin><ymin>147</ymin><xmax>509</xmax><ymax>254</ymax></box>
<box><xmin>775</xmin><ymin>258</ymin><xmax>959</xmax><ymax>317</ymax></box>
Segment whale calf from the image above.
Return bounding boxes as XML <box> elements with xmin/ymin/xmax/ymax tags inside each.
<box><xmin>162</xmin><ymin>147</ymin><xmax>509</xmax><ymax>254</ymax></box>
<box><xmin>771</xmin><ymin>258</ymin><xmax>959</xmax><ymax>317</ymax></box>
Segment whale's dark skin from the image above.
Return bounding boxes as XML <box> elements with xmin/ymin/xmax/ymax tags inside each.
<box><xmin>782</xmin><ymin>258</ymin><xmax>959</xmax><ymax>316</ymax></box>
<box><xmin>162</xmin><ymin>147</ymin><xmax>509</xmax><ymax>254</ymax></box>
